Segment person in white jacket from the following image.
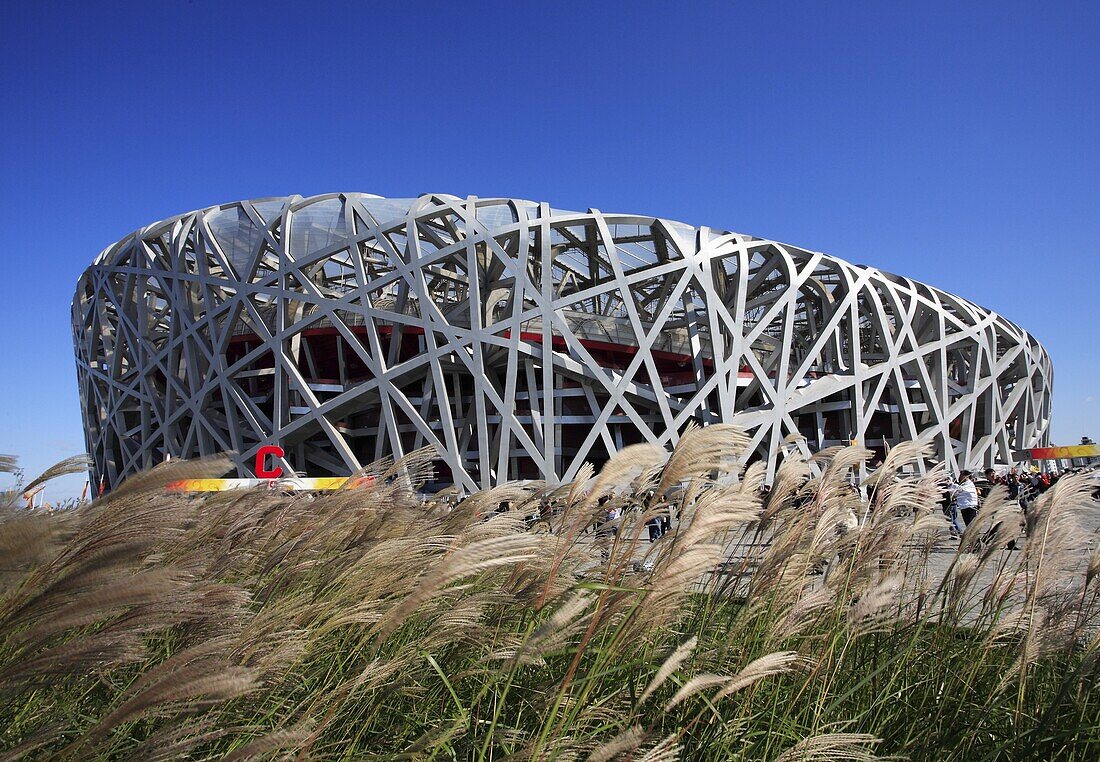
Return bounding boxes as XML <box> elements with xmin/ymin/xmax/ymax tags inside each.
<box><xmin>948</xmin><ymin>470</ymin><xmax>978</xmax><ymax>537</ymax></box>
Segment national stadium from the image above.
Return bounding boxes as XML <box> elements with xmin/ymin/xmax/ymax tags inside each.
<box><xmin>72</xmin><ymin>193</ymin><xmax>1053</xmax><ymax>493</ymax></box>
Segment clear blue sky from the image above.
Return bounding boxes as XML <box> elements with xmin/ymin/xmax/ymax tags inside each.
<box><xmin>1</xmin><ymin>1</ymin><xmax>1097</xmax><ymax>500</ymax></box>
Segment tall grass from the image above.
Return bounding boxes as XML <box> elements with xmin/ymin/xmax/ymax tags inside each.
<box><xmin>1</xmin><ymin>432</ymin><xmax>1098</xmax><ymax>760</ymax></box>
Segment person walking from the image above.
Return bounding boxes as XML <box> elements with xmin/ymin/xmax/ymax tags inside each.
<box><xmin>949</xmin><ymin>470</ymin><xmax>979</xmax><ymax>537</ymax></box>
<box><xmin>983</xmin><ymin>468</ymin><xmax>1000</xmax><ymax>487</ymax></box>
<box><xmin>642</xmin><ymin>489</ymin><xmax>664</xmax><ymax>542</ymax></box>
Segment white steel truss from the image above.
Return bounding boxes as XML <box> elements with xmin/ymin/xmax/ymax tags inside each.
<box><xmin>73</xmin><ymin>193</ymin><xmax>1053</xmax><ymax>492</ymax></box>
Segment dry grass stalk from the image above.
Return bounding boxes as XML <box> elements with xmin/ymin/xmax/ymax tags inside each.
<box><xmin>567</xmin><ymin>462</ymin><xmax>595</xmax><ymax>506</ymax></box>
<box><xmin>715</xmin><ymin>651</ymin><xmax>813</xmax><ymax>698</ymax></box>
<box><xmin>639</xmin><ymin>636</ymin><xmax>698</xmax><ymax>704</ymax></box>
<box><xmin>636</xmin><ymin>734</ymin><xmax>682</xmax><ymax>762</ymax></box>
<box><xmin>848</xmin><ymin>575</ymin><xmax>904</xmax><ymax>637</ymax></box>
<box><xmin>0</xmin><ymin>512</ymin><xmax>68</xmax><ymax>593</ymax></box>
<box><xmin>663</xmin><ymin>673</ymin><xmax>731</xmax><ymax>710</ymax></box>
<box><xmin>18</xmin><ymin>456</ymin><xmax>92</xmax><ymax>498</ymax></box>
<box><xmin>220</xmin><ymin>724</ymin><xmax>314</xmax><ymax>762</ymax></box>
<box><xmin>775</xmin><ymin>733</ymin><xmax>883</xmax><ymax>761</ymax></box>
<box><xmin>655</xmin><ymin>423</ymin><xmax>749</xmax><ymax>498</ymax></box>
<box><xmin>129</xmin><ymin>718</ymin><xmax>233</xmax><ymax>762</ymax></box>
<box><xmin>770</xmin><ymin>586</ymin><xmax>837</xmax><ymax>641</ymax></box>
<box><xmin>3</xmin><ymin>434</ymin><xmax>1099</xmax><ymax>760</ymax></box>
<box><xmin>586</xmin><ymin>724</ymin><xmax>645</xmax><ymax>761</ymax></box>
<box><xmin>583</xmin><ymin>443</ymin><xmax>667</xmax><ymax>507</ymax></box>
<box><xmin>103</xmin><ymin>454</ymin><xmax>233</xmax><ymax>503</ymax></box>
<box><xmin>761</xmin><ymin>454</ymin><xmax>812</xmax><ymax>527</ymax></box>
<box><xmin>81</xmin><ymin>637</ymin><xmax>257</xmax><ymax>743</ymax></box>
<box><xmin>500</xmin><ymin>590</ymin><xmax>594</xmax><ymax>665</ymax></box>
<box><xmin>374</xmin><ymin>530</ymin><xmax>542</xmax><ymax>640</ymax></box>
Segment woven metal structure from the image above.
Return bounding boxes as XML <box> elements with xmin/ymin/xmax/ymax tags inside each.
<box><xmin>73</xmin><ymin>193</ymin><xmax>1052</xmax><ymax>492</ymax></box>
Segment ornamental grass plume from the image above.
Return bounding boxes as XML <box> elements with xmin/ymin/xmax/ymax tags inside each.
<box><xmin>583</xmin><ymin>443</ymin><xmax>667</xmax><ymax>507</ymax></box>
<box><xmin>636</xmin><ymin>734</ymin><xmax>683</xmax><ymax>762</ymax></box>
<box><xmin>847</xmin><ymin>574</ymin><xmax>904</xmax><ymax>637</ymax></box>
<box><xmin>715</xmin><ymin>650</ymin><xmax>813</xmax><ymax>698</ymax></box>
<box><xmin>774</xmin><ymin>732</ymin><xmax>883</xmax><ymax>762</ymax></box>
<box><xmin>3</xmin><ymin>437</ymin><xmax>1100</xmax><ymax>760</ymax></box>
<box><xmin>16</xmin><ymin>455</ymin><xmax>91</xmax><ymax>499</ymax></box>
<box><xmin>587</xmin><ymin>724</ymin><xmax>646</xmax><ymax>761</ymax></box>
<box><xmin>663</xmin><ymin>673</ymin><xmax>732</xmax><ymax>710</ymax></box>
<box><xmin>567</xmin><ymin>461</ymin><xmax>596</xmax><ymax>506</ymax></box>
<box><xmin>995</xmin><ymin>472</ymin><xmax>1100</xmax><ymax>693</ymax></box>
<box><xmin>493</xmin><ymin>589</ymin><xmax>593</xmax><ymax>666</ymax></box>
<box><xmin>655</xmin><ymin>422</ymin><xmax>750</xmax><ymax>498</ymax></box>
<box><xmin>0</xmin><ymin>455</ymin><xmax>277</xmax><ymax>759</ymax></box>
<box><xmin>639</xmin><ymin>636</ymin><xmax>698</xmax><ymax>704</ymax></box>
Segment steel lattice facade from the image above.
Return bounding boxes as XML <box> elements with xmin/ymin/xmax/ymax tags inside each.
<box><xmin>73</xmin><ymin>193</ymin><xmax>1053</xmax><ymax>492</ymax></box>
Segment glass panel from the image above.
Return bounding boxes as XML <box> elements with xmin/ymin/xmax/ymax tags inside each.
<box><xmin>206</xmin><ymin>206</ymin><xmax>260</xmax><ymax>278</ymax></box>
<box><xmin>290</xmin><ymin>198</ymin><xmax>346</xmax><ymax>256</ymax></box>
<box><xmin>475</xmin><ymin>203</ymin><xmax>517</xmax><ymax>228</ymax></box>
<box><xmin>360</xmin><ymin>198</ymin><xmax>415</xmax><ymax>227</ymax></box>
<box><xmin>252</xmin><ymin>199</ymin><xmax>287</xmax><ymax>224</ymax></box>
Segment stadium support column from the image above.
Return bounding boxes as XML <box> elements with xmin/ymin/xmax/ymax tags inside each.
<box><xmin>539</xmin><ymin>202</ymin><xmax>556</xmax><ymax>481</ymax></box>
<box><xmin>271</xmin><ymin>210</ymin><xmax>290</xmax><ymax>459</ymax></box>
<box><xmin>849</xmin><ymin>281</ymin><xmax>868</xmax><ymax>483</ymax></box>
<box><xmin>464</xmin><ymin>197</ymin><xmax>491</xmax><ymax>487</ymax></box>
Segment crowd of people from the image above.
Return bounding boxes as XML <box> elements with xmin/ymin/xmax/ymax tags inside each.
<box><xmin>943</xmin><ymin>466</ymin><xmax>1097</xmax><ymax>539</ymax></box>
<box><xmin>448</xmin><ymin>462</ymin><xmax>1098</xmax><ymax>552</ymax></box>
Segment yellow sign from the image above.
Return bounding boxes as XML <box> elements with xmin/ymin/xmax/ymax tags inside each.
<box><xmin>1023</xmin><ymin>444</ymin><xmax>1100</xmax><ymax>460</ymax></box>
<box><xmin>167</xmin><ymin>476</ymin><xmax>376</xmax><ymax>492</ymax></box>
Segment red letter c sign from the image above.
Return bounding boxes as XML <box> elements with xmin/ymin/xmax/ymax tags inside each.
<box><xmin>255</xmin><ymin>445</ymin><xmax>284</xmax><ymax>479</ymax></box>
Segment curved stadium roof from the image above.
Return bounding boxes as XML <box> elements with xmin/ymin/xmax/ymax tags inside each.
<box><xmin>73</xmin><ymin>193</ymin><xmax>1052</xmax><ymax>492</ymax></box>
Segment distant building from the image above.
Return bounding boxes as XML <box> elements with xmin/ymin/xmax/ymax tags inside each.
<box><xmin>73</xmin><ymin>194</ymin><xmax>1052</xmax><ymax>492</ymax></box>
